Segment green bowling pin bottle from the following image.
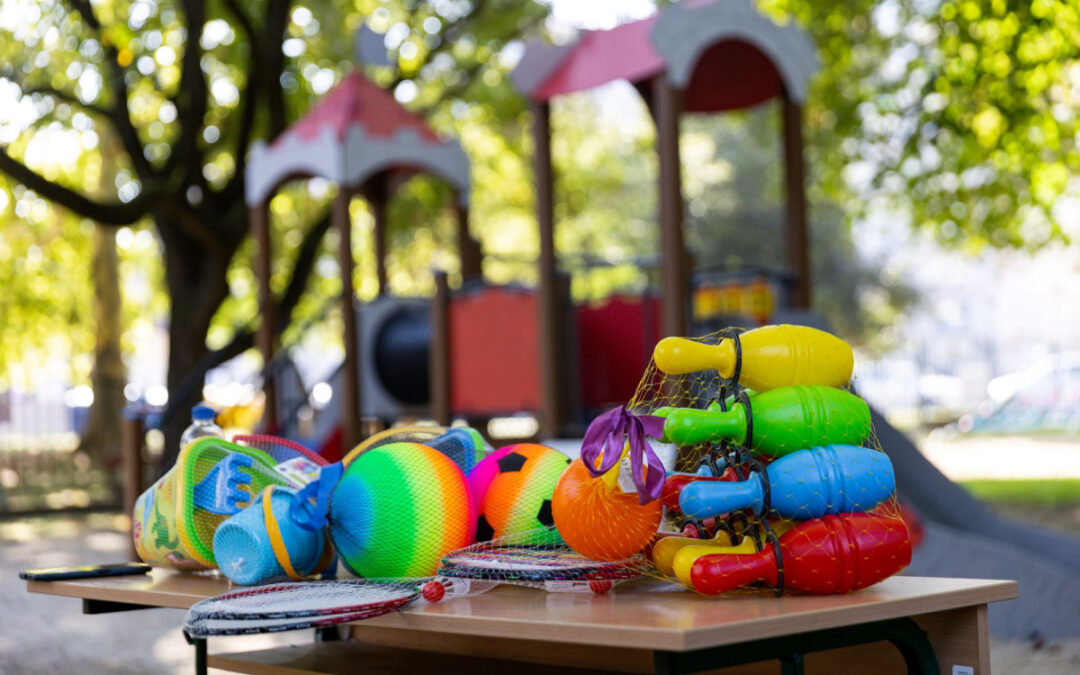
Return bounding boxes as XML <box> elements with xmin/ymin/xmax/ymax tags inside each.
<box><xmin>659</xmin><ymin>385</ymin><xmax>871</xmax><ymax>457</ymax></box>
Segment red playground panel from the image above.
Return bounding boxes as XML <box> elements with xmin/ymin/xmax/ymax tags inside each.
<box><xmin>576</xmin><ymin>295</ymin><xmax>661</xmax><ymax>411</ymax></box>
<box><xmin>449</xmin><ymin>287</ymin><xmax>541</xmax><ymax>416</ymax></box>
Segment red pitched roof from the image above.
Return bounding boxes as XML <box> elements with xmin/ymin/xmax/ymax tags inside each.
<box><xmin>523</xmin><ymin>2</ymin><xmax>786</xmax><ymax>113</ymax></box>
<box><xmin>276</xmin><ymin>70</ymin><xmax>441</xmax><ymax>146</ymax></box>
<box><xmin>533</xmin><ymin>15</ymin><xmax>664</xmax><ymax>101</ymax></box>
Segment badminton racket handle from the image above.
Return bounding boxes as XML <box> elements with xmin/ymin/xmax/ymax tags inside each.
<box><xmin>423</xmin><ymin>577</ymin><xmax>497</xmax><ymax>603</ymax></box>
<box><xmin>542</xmin><ymin>579</ymin><xmax>616</xmax><ymax>594</ymax></box>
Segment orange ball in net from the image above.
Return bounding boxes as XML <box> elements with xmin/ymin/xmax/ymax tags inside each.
<box><xmin>552</xmin><ymin>457</ymin><xmax>662</xmax><ymax>561</ymax></box>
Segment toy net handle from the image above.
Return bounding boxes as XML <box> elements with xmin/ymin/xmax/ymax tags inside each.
<box><xmin>263</xmin><ymin>485</ymin><xmax>335</xmax><ymax>581</ymax></box>
<box><xmin>290</xmin><ymin>462</ymin><xmax>343</xmax><ymax>532</ymax></box>
<box><xmin>341</xmin><ymin>425</ymin><xmax>448</xmax><ymax>465</ymax></box>
<box><xmin>234</xmin><ymin>434</ymin><xmax>328</xmax><ymax>466</ymax></box>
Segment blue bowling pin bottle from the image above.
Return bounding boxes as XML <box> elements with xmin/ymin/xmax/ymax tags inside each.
<box><xmin>678</xmin><ymin>444</ymin><xmax>895</xmax><ymax>521</ymax></box>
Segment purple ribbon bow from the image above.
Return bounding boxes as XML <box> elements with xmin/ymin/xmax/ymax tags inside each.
<box><xmin>580</xmin><ymin>406</ymin><xmax>666</xmax><ymax>505</ymax></box>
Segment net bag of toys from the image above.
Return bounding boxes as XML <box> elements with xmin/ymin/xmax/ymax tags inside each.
<box><xmin>554</xmin><ymin>324</ymin><xmax>911</xmax><ymax>596</ymax></box>
<box><xmin>132</xmin><ymin>436</ymin><xmax>326</xmax><ymax>571</ymax></box>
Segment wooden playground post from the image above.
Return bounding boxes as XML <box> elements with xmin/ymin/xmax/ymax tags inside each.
<box><xmin>454</xmin><ymin>199</ymin><xmax>482</xmax><ymax>281</ymax></box>
<box><xmin>366</xmin><ymin>177</ymin><xmax>390</xmax><ymax>296</ymax></box>
<box><xmin>430</xmin><ymin>270</ymin><xmax>452</xmax><ymax>426</ymax></box>
<box><xmin>250</xmin><ymin>201</ymin><xmax>278</xmax><ymax>431</ymax></box>
<box><xmin>653</xmin><ymin>75</ymin><xmax>688</xmax><ymax>337</ymax></box>
<box><xmin>531</xmin><ymin>101</ymin><xmax>564</xmax><ymax>439</ymax></box>
<box><xmin>334</xmin><ymin>190</ymin><xmax>362</xmax><ymax>451</ymax></box>
<box><xmin>782</xmin><ymin>87</ymin><xmax>810</xmax><ymax>309</ymax></box>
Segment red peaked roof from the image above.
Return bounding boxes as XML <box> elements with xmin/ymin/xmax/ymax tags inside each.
<box><xmin>533</xmin><ymin>15</ymin><xmax>664</xmax><ymax>101</ymax></box>
<box><xmin>519</xmin><ymin>2</ymin><xmax>792</xmax><ymax>113</ymax></box>
<box><xmin>276</xmin><ymin>70</ymin><xmax>442</xmax><ymax>146</ymax></box>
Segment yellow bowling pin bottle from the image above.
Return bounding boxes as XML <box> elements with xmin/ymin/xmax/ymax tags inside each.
<box><xmin>652</xmin><ymin>324</ymin><xmax>854</xmax><ymax>391</ymax></box>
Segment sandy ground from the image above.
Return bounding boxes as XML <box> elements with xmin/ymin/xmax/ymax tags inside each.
<box><xmin>0</xmin><ymin>516</ymin><xmax>299</xmax><ymax>674</ymax></box>
<box><xmin>0</xmin><ymin>515</ymin><xmax>1075</xmax><ymax>674</ymax></box>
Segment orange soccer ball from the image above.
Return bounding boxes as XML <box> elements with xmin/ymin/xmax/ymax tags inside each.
<box><xmin>552</xmin><ymin>457</ymin><xmax>662</xmax><ymax>561</ymax></box>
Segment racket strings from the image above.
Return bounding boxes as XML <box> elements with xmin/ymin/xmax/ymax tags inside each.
<box><xmin>438</xmin><ymin>526</ymin><xmax>649</xmax><ymax>590</ymax></box>
<box><xmin>183</xmin><ymin>580</ymin><xmax>420</xmax><ymax>637</ymax></box>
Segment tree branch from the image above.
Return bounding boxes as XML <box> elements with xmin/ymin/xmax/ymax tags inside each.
<box><xmin>417</xmin><ymin>59</ymin><xmax>489</xmax><ymax>116</ymax></box>
<box><xmin>61</xmin><ymin>0</ymin><xmax>154</xmax><ymax>179</ymax></box>
<box><xmin>222</xmin><ymin>0</ymin><xmax>257</xmax><ymax>42</ymax></box>
<box><xmin>263</xmin><ymin>0</ymin><xmax>292</xmax><ymax>138</ymax></box>
<box><xmin>276</xmin><ymin>210</ymin><xmax>334</xmax><ymax>319</ymax></box>
<box><xmin>388</xmin><ymin>0</ymin><xmax>490</xmax><ymax>89</ymax></box>
<box><xmin>0</xmin><ymin>146</ymin><xmax>149</xmax><ymax>225</ymax></box>
<box><xmin>66</xmin><ymin>0</ymin><xmax>101</xmax><ymax>30</ymax></box>
<box><xmin>219</xmin><ymin>0</ymin><xmax>262</xmax><ymax>207</ymax></box>
<box><xmin>22</xmin><ymin>85</ymin><xmax>109</xmax><ymax>117</ymax></box>
<box><xmin>174</xmin><ymin>0</ymin><xmax>210</xmax><ymax>190</ymax></box>
<box><xmin>102</xmin><ymin>43</ymin><xmax>155</xmax><ymax>178</ymax></box>
<box><xmin>157</xmin><ymin>208</ymin><xmax>334</xmax><ymax>427</ymax></box>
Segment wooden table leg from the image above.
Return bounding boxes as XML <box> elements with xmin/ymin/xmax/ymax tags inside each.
<box><xmin>911</xmin><ymin>604</ymin><xmax>991</xmax><ymax>675</ymax></box>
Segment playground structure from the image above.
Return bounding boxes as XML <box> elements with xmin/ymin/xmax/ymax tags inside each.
<box><xmin>244</xmin><ymin>68</ymin><xmax>476</xmax><ymax>452</ymax></box>
<box><xmin>245</xmin><ymin>0</ymin><xmax>818</xmax><ymax>454</ymax></box>
<box><xmin>512</xmin><ymin>0</ymin><xmax>817</xmax><ymax>436</ymax></box>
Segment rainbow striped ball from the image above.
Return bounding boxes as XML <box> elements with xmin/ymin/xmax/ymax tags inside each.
<box><xmin>468</xmin><ymin>444</ymin><xmax>570</xmax><ymax>544</ymax></box>
<box><xmin>330</xmin><ymin>442</ymin><xmax>475</xmax><ymax>578</ymax></box>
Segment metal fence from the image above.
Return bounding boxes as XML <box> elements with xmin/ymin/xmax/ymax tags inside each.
<box><xmin>0</xmin><ymin>388</ymin><xmax>120</xmax><ymax>516</ymax></box>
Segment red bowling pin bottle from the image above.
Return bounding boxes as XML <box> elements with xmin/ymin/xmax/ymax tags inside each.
<box><xmin>678</xmin><ymin>513</ymin><xmax>911</xmax><ymax>595</ymax></box>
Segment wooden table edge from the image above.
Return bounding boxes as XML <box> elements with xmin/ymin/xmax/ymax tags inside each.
<box><xmin>679</xmin><ymin>578</ymin><xmax>1017</xmax><ymax>651</ymax></box>
<box><xmin>348</xmin><ymin>578</ymin><xmax>1019</xmax><ymax>652</ymax></box>
<box><xmin>25</xmin><ymin>578</ymin><xmax>195</xmax><ymax>610</ymax></box>
<box><xmin>24</xmin><ymin>575</ymin><xmax>1018</xmax><ymax>653</ymax></box>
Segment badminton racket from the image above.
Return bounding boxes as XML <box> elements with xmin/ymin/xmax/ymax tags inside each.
<box><xmin>183</xmin><ymin>577</ymin><xmax>477</xmax><ymax>638</ymax></box>
<box><xmin>438</xmin><ymin>544</ymin><xmax>644</xmax><ymax>592</ymax></box>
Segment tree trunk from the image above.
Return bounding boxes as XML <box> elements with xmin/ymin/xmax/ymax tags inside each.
<box><xmin>157</xmin><ymin>211</ymin><xmax>238</xmax><ymax>470</ymax></box>
<box><xmin>80</xmin><ymin>226</ymin><xmax>126</xmax><ymax>472</ymax></box>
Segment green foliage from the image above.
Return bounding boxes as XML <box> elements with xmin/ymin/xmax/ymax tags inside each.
<box><xmin>764</xmin><ymin>0</ymin><xmax>1080</xmax><ymax>250</ymax></box>
<box><xmin>0</xmin><ymin>180</ymin><xmax>93</xmax><ymax>386</ymax></box>
<box><xmin>682</xmin><ymin>108</ymin><xmax>915</xmax><ymax>346</ymax></box>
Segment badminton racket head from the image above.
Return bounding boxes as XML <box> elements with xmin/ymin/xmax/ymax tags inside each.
<box><xmin>185</xmin><ymin>606</ymin><xmax>398</xmax><ymax>636</ymax></box>
<box><xmin>183</xmin><ymin>580</ymin><xmax>418</xmax><ymax>636</ymax></box>
<box><xmin>439</xmin><ymin>543</ymin><xmax>643</xmax><ymax>584</ymax></box>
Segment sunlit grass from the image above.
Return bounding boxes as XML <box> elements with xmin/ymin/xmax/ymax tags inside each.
<box><xmin>961</xmin><ymin>479</ymin><xmax>1080</xmax><ymax>505</ymax></box>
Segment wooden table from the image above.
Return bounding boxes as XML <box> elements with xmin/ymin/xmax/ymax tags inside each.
<box><xmin>26</xmin><ymin>571</ymin><xmax>1016</xmax><ymax>675</ymax></box>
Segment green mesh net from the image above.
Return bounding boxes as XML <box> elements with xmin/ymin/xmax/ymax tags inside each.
<box><xmin>133</xmin><ymin>437</ymin><xmax>320</xmax><ymax>570</ymax></box>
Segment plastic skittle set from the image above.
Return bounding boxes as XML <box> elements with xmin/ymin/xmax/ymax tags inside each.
<box><xmin>134</xmin><ymin>324</ymin><xmax>911</xmax><ymax>603</ymax></box>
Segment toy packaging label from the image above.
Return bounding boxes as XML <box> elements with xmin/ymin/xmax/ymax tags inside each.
<box><xmin>616</xmin><ymin>455</ymin><xmax>637</xmax><ymax>494</ymax></box>
<box><xmin>275</xmin><ymin>457</ymin><xmax>322</xmax><ymax>488</ymax></box>
<box><xmin>651</xmin><ymin>440</ymin><xmax>678</xmax><ymax>471</ymax></box>
<box><xmin>133</xmin><ymin>470</ymin><xmax>210</xmax><ymax>571</ymax></box>
<box><xmin>616</xmin><ymin>440</ymin><xmax>678</xmax><ymax>494</ymax></box>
